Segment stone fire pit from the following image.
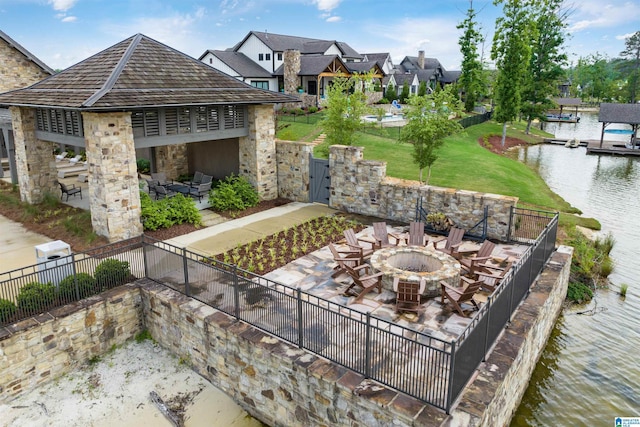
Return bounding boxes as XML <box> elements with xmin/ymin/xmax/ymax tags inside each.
<box><xmin>370</xmin><ymin>246</ymin><xmax>461</xmax><ymax>297</ymax></box>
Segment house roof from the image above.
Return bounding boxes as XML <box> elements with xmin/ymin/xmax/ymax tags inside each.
<box><xmin>0</xmin><ymin>30</ymin><xmax>55</xmax><ymax>76</ymax></box>
<box><xmin>393</xmin><ymin>73</ymin><xmax>417</xmax><ymax>86</ymax></box>
<box><xmin>273</xmin><ymin>54</ymin><xmax>350</xmax><ymax>76</ymax></box>
<box><xmin>442</xmin><ymin>70</ymin><xmax>461</xmax><ymax>83</ymax></box>
<box><xmin>199</xmin><ymin>50</ymin><xmax>273</xmax><ymax>78</ymax></box>
<box><xmin>346</xmin><ymin>61</ymin><xmax>384</xmax><ymax>75</ymax></box>
<box><xmin>363</xmin><ymin>53</ymin><xmax>390</xmax><ymax>64</ymax></box>
<box><xmin>0</xmin><ymin>34</ymin><xmax>295</xmax><ymax>110</ymax></box>
<box><xmin>554</xmin><ymin>97</ymin><xmax>582</xmax><ymax>106</ymax></box>
<box><xmin>599</xmin><ymin>103</ymin><xmax>640</xmax><ymax>124</ymax></box>
<box><xmin>240</xmin><ymin>31</ymin><xmax>362</xmax><ymax>59</ymax></box>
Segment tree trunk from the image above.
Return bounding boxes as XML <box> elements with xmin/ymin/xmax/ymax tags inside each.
<box><xmin>525</xmin><ymin>118</ymin><xmax>532</xmax><ymax>135</ymax></box>
<box><xmin>426</xmin><ymin>166</ymin><xmax>432</xmax><ymax>185</ymax></box>
<box><xmin>419</xmin><ymin>168</ymin><xmax>424</xmax><ymax>184</ymax></box>
<box><xmin>501</xmin><ymin>122</ymin><xmax>507</xmax><ymax>147</ymax></box>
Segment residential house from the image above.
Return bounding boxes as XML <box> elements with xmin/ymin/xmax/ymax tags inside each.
<box><xmin>393</xmin><ymin>50</ymin><xmax>460</xmax><ymax>93</ymax></box>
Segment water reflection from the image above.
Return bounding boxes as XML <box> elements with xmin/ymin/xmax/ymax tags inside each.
<box><xmin>510</xmin><ymin>112</ymin><xmax>640</xmax><ymax>425</ymax></box>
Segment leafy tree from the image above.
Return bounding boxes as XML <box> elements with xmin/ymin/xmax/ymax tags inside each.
<box><xmin>457</xmin><ymin>1</ymin><xmax>485</xmax><ymax>112</ymax></box>
<box><xmin>418</xmin><ymin>81</ymin><xmax>428</xmax><ymax>97</ymax></box>
<box><xmin>400</xmin><ymin>82</ymin><xmax>411</xmax><ymax>103</ymax></box>
<box><xmin>574</xmin><ymin>53</ymin><xmax>616</xmax><ymax>102</ymax></box>
<box><xmin>399</xmin><ymin>86</ymin><xmax>464</xmax><ymax>184</ymax></box>
<box><xmin>491</xmin><ymin>0</ymin><xmax>534</xmax><ymax>146</ymax></box>
<box><xmin>385</xmin><ymin>82</ymin><xmax>396</xmax><ymax>101</ymax></box>
<box><xmin>322</xmin><ymin>74</ymin><xmax>369</xmax><ymax>146</ymax></box>
<box><xmin>520</xmin><ymin>0</ymin><xmax>568</xmax><ymax>133</ymax></box>
<box><xmin>620</xmin><ymin>31</ymin><xmax>640</xmax><ymax>103</ymax></box>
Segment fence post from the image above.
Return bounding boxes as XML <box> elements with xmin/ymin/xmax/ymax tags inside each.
<box><xmin>297</xmin><ymin>288</ymin><xmax>303</xmax><ymax>348</ymax></box>
<box><xmin>71</xmin><ymin>253</ymin><xmax>80</xmax><ymax>301</ymax></box>
<box><xmin>142</xmin><ymin>242</ymin><xmax>149</xmax><ymax>279</ymax></box>
<box><xmin>507</xmin><ymin>206</ymin><xmax>514</xmax><ymax>242</ymax></box>
<box><xmin>365</xmin><ymin>312</ymin><xmax>372</xmax><ymax>378</ymax></box>
<box><xmin>233</xmin><ymin>265</ymin><xmax>240</xmax><ymax>320</ymax></box>
<box><xmin>182</xmin><ymin>248</ymin><xmax>190</xmax><ymax>297</ymax></box>
<box><xmin>483</xmin><ymin>296</ymin><xmax>492</xmax><ymax>360</ymax></box>
<box><xmin>446</xmin><ymin>340</ymin><xmax>456</xmax><ymax>414</ymax></box>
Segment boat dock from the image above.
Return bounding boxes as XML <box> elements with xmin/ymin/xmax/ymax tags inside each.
<box><xmin>543</xmin><ymin>138</ymin><xmax>640</xmax><ymax>156</ymax></box>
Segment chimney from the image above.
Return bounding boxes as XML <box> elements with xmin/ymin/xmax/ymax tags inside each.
<box><xmin>283</xmin><ymin>49</ymin><xmax>301</xmax><ymax>95</ymax></box>
<box><xmin>418</xmin><ymin>50</ymin><xmax>425</xmax><ymax>69</ymax></box>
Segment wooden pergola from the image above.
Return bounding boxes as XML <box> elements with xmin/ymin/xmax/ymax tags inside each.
<box><xmin>598</xmin><ymin>103</ymin><xmax>640</xmax><ymax>148</ymax></box>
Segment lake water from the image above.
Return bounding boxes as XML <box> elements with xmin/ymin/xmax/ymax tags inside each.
<box><xmin>510</xmin><ymin>113</ymin><xmax>640</xmax><ymax>425</ymax></box>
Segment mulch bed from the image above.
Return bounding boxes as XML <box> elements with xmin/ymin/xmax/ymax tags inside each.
<box><xmin>479</xmin><ymin>135</ymin><xmax>531</xmax><ymax>154</ymax></box>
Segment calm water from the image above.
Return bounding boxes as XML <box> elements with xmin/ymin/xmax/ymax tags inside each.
<box><xmin>511</xmin><ymin>113</ymin><xmax>640</xmax><ymax>426</ymax></box>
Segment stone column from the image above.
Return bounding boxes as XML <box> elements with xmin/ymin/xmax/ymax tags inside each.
<box><xmin>153</xmin><ymin>143</ymin><xmax>188</xmax><ymax>179</ymax></box>
<box><xmin>239</xmin><ymin>104</ymin><xmax>277</xmax><ymax>200</ymax></box>
<box><xmin>82</xmin><ymin>112</ymin><xmax>142</xmax><ymax>242</ymax></box>
<box><xmin>9</xmin><ymin>106</ymin><xmax>57</xmax><ymax>203</ymax></box>
<box><xmin>283</xmin><ymin>50</ymin><xmax>301</xmax><ymax>96</ymax></box>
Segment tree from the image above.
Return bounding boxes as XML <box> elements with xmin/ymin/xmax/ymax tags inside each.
<box><xmin>400</xmin><ymin>82</ymin><xmax>411</xmax><ymax>103</ymax></box>
<box><xmin>385</xmin><ymin>83</ymin><xmax>396</xmax><ymax>101</ymax></box>
<box><xmin>457</xmin><ymin>1</ymin><xmax>485</xmax><ymax>112</ymax></box>
<box><xmin>491</xmin><ymin>0</ymin><xmax>534</xmax><ymax>146</ymax></box>
<box><xmin>620</xmin><ymin>31</ymin><xmax>640</xmax><ymax>103</ymax></box>
<box><xmin>399</xmin><ymin>86</ymin><xmax>464</xmax><ymax>184</ymax></box>
<box><xmin>520</xmin><ymin>0</ymin><xmax>568</xmax><ymax>134</ymax></box>
<box><xmin>321</xmin><ymin>75</ymin><xmax>369</xmax><ymax>147</ymax></box>
<box><xmin>418</xmin><ymin>81</ymin><xmax>428</xmax><ymax>97</ymax></box>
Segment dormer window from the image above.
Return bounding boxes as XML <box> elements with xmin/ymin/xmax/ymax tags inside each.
<box><xmin>266</xmin><ymin>53</ymin><xmax>271</xmax><ymax>60</ymax></box>
<box><xmin>259</xmin><ymin>53</ymin><xmax>264</xmax><ymax>61</ymax></box>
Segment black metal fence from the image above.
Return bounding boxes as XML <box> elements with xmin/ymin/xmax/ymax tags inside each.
<box><xmin>0</xmin><ymin>208</ymin><xmax>559</xmax><ymax>412</ymax></box>
<box><xmin>458</xmin><ymin>111</ymin><xmax>492</xmax><ymax>129</ymax></box>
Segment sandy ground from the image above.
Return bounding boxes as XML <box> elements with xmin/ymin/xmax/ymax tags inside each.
<box><xmin>0</xmin><ymin>340</ymin><xmax>264</xmax><ymax>427</ymax></box>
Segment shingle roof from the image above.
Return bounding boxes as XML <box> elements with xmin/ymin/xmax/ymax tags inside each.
<box><xmin>599</xmin><ymin>103</ymin><xmax>640</xmax><ymax>124</ymax></box>
<box><xmin>0</xmin><ymin>34</ymin><xmax>296</xmax><ymax>110</ymax></box>
<box><xmin>246</xmin><ymin>31</ymin><xmax>362</xmax><ymax>59</ymax></box>
<box><xmin>442</xmin><ymin>70</ymin><xmax>461</xmax><ymax>83</ymax></box>
<box><xmin>273</xmin><ymin>55</ymin><xmax>350</xmax><ymax>76</ymax></box>
<box><xmin>393</xmin><ymin>73</ymin><xmax>417</xmax><ymax>85</ymax></box>
<box><xmin>554</xmin><ymin>97</ymin><xmax>582</xmax><ymax>106</ymax></box>
<box><xmin>0</xmin><ymin>30</ymin><xmax>55</xmax><ymax>75</ymax></box>
<box><xmin>200</xmin><ymin>50</ymin><xmax>273</xmax><ymax>78</ymax></box>
<box><xmin>347</xmin><ymin>61</ymin><xmax>384</xmax><ymax>74</ymax></box>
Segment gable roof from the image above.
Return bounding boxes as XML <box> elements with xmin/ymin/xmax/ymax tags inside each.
<box><xmin>554</xmin><ymin>97</ymin><xmax>582</xmax><ymax>106</ymax></box>
<box><xmin>239</xmin><ymin>31</ymin><xmax>362</xmax><ymax>59</ymax></box>
<box><xmin>0</xmin><ymin>30</ymin><xmax>55</xmax><ymax>75</ymax></box>
<box><xmin>0</xmin><ymin>34</ymin><xmax>295</xmax><ymax>110</ymax></box>
<box><xmin>393</xmin><ymin>73</ymin><xmax>417</xmax><ymax>86</ymax></box>
<box><xmin>441</xmin><ymin>70</ymin><xmax>461</xmax><ymax>83</ymax></box>
<box><xmin>346</xmin><ymin>61</ymin><xmax>384</xmax><ymax>76</ymax></box>
<box><xmin>273</xmin><ymin>55</ymin><xmax>350</xmax><ymax>76</ymax></box>
<box><xmin>599</xmin><ymin>103</ymin><xmax>640</xmax><ymax>124</ymax></box>
<box><xmin>199</xmin><ymin>50</ymin><xmax>273</xmax><ymax>78</ymax></box>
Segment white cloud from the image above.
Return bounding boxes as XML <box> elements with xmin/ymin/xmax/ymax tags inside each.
<box><xmin>61</xmin><ymin>15</ymin><xmax>77</xmax><ymax>23</ymax></box>
<box><xmin>616</xmin><ymin>32</ymin><xmax>636</xmax><ymax>40</ymax></box>
<box><xmin>326</xmin><ymin>15</ymin><xmax>341</xmax><ymax>23</ymax></box>
<box><xmin>568</xmin><ymin>1</ymin><xmax>640</xmax><ymax>32</ymax></box>
<box><xmin>48</xmin><ymin>0</ymin><xmax>77</xmax><ymax>12</ymax></box>
<box><xmin>313</xmin><ymin>0</ymin><xmax>341</xmax><ymax>12</ymax></box>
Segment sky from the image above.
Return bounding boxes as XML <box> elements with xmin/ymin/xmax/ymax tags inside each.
<box><xmin>0</xmin><ymin>0</ymin><xmax>638</xmax><ymax>72</ymax></box>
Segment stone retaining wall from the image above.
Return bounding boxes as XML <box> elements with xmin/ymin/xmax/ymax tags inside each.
<box><xmin>276</xmin><ymin>140</ymin><xmax>314</xmax><ymax>202</ymax></box>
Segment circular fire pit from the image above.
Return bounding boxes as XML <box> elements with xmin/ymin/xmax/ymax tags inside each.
<box><xmin>370</xmin><ymin>246</ymin><xmax>460</xmax><ymax>297</ymax></box>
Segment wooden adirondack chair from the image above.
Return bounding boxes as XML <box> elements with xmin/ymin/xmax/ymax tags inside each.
<box><xmin>372</xmin><ymin>222</ymin><xmax>402</xmax><ymax>249</ymax></box>
<box><xmin>440</xmin><ymin>277</ymin><xmax>483</xmax><ymax>317</ymax></box>
<box><xmin>343</xmin><ymin>228</ymin><xmax>375</xmax><ymax>259</ymax></box>
<box><xmin>342</xmin><ymin>263</ymin><xmax>383</xmax><ymax>304</ymax></box>
<box><xmin>475</xmin><ymin>260</ymin><xmax>514</xmax><ymax>292</ymax></box>
<box><xmin>433</xmin><ymin>227</ymin><xmax>465</xmax><ymax>257</ymax></box>
<box><xmin>459</xmin><ymin>240</ymin><xmax>496</xmax><ymax>277</ymax></box>
<box><xmin>394</xmin><ymin>277</ymin><xmax>426</xmax><ymax>314</ymax></box>
<box><xmin>407</xmin><ymin>221</ymin><xmax>427</xmax><ymax>246</ymax></box>
<box><xmin>328</xmin><ymin>243</ymin><xmax>365</xmax><ymax>279</ymax></box>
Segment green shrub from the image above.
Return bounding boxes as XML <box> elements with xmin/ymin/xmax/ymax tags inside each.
<box><xmin>567</xmin><ymin>281</ymin><xmax>594</xmax><ymax>303</ymax></box>
<box><xmin>377</xmin><ymin>98</ymin><xmax>390</xmax><ymax>104</ymax></box>
<box><xmin>58</xmin><ymin>273</ymin><xmax>97</xmax><ymax>300</ymax></box>
<box><xmin>17</xmin><ymin>281</ymin><xmax>56</xmax><ymax>311</ymax></box>
<box><xmin>94</xmin><ymin>259</ymin><xmax>131</xmax><ymax>289</ymax></box>
<box><xmin>308</xmin><ymin>106</ymin><xmax>318</xmax><ymax>114</ymax></box>
<box><xmin>209</xmin><ymin>175</ymin><xmax>259</xmax><ymax>212</ymax></box>
<box><xmin>136</xmin><ymin>158</ymin><xmax>151</xmax><ymax>174</ymax></box>
<box><xmin>140</xmin><ymin>192</ymin><xmax>201</xmax><ymax>231</ymax></box>
<box><xmin>0</xmin><ymin>299</ymin><xmax>17</xmax><ymax>323</ymax></box>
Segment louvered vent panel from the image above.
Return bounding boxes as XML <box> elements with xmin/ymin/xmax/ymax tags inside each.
<box><xmin>165</xmin><ymin>108</ymin><xmax>178</xmax><ymax>135</ymax></box>
<box><xmin>144</xmin><ymin>110</ymin><xmax>160</xmax><ymax>136</ymax></box>
<box><xmin>70</xmin><ymin>111</ymin><xmax>82</xmax><ymax>136</ymax></box>
<box><xmin>64</xmin><ymin>111</ymin><xmax>74</xmax><ymax>135</ymax></box>
<box><xmin>178</xmin><ymin>107</ymin><xmax>191</xmax><ymax>134</ymax></box>
<box><xmin>131</xmin><ymin>110</ymin><xmax>145</xmax><ymax>138</ymax></box>
<box><xmin>208</xmin><ymin>106</ymin><xmax>220</xmax><ymax>131</ymax></box>
<box><xmin>195</xmin><ymin>106</ymin><xmax>208</xmax><ymax>133</ymax></box>
<box><xmin>235</xmin><ymin>106</ymin><xmax>245</xmax><ymax>128</ymax></box>
<box><xmin>223</xmin><ymin>106</ymin><xmax>236</xmax><ymax>129</ymax></box>
<box><xmin>36</xmin><ymin>109</ymin><xmax>45</xmax><ymax>131</ymax></box>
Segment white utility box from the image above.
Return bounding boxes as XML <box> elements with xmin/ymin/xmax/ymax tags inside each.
<box><xmin>35</xmin><ymin>240</ymin><xmax>73</xmax><ymax>287</ymax></box>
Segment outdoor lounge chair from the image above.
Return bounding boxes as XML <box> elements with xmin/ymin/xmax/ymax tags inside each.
<box><xmin>433</xmin><ymin>227</ymin><xmax>465</xmax><ymax>258</ymax></box>
<box><xmin>154</xmin><ymin>185</ymin><xmax>177</xmax><ymax>199</ymax></box>
<box><xmin>67</xmin><ymin>155</ymin><xmax>82</xmax><ymax>164</ymax></box>
<box><xmin>188</xmin><ymin>181</ymin><xmax>212</xmax><ymax>202</ymax></box>
<box><xmin>55</xmin><ymin>151</ymin><xmax>68</xmax><ymax>161</ymax></box>
<box><xmin>151</xmin><ymin>172</ymin><xmax>172</xmax><ymax>186</ymax></box>
<box><xmin>394</xmin><ymin>277</ymin><xmax>426</xmax><ymax>314</ymax></box>
<box><xmin>58</xmin><ymin>181</ymin><xmax>82</xmax><ymax>201</ymax></box>
<box><xmin>343</xmin><ymin>228</ymin><xmax>375</xmax><ymax>259</ymax></box>
<box><xmin>440</xmin><ymin>277</ymin><xmax>483</xmax><ymax>317</ymax></box>
<box><xmin>372</xmin><ymin>222</ymin><xmax>402</xmax><ymax>249</ymax></box>
<box><xmin>459</xmin><ymin>240</ymin><xmax>497</xmax><ymax>278</ymax></box>
<box><xmin>342</xmin><ymin>263</ymin><xmax>383</xmax><ymax>304</ymax></box>
<box><xmin>407</xmin><ymin>221</ymin><xmax>428</xmax><ymax>246</ymax></box>
<box><xmin>189</xmin><ymin>171</ymin><xmax>204</xmax><ymax>188</ymax></box>
<box><xmin>57</xmin><ymin>164</ymin><xmax>87</xmax><ymax>178</ymax></box>
<box><xmin>328</xmin><ymin>243</ymin><xmax>365</xmax><ymax>279</ymax></box>
<box><xmin>145</xmin><ymin>179</ymin><xmax>160</xmax><ymax>196</ymax></box>
<box><xmin>475</xmin><ymin>260</ymin><xmax>514</xmax><ymax>292</ymax></box>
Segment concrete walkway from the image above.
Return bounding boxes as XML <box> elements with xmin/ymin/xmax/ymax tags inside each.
<box><xmin>164</xmin><ymin>202</ymin><xmax>337</xmax><ymax>256</ymax></box>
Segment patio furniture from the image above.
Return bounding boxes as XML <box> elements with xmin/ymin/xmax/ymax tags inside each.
<box><xmin>188</xmin><ymin>181</ymin><xmax>212</xmax><ymax>202</ymax></box>
<box><xmin>433</xmin><ymin>227</ymin><xmax>465</xmax><ymax>258</ymax></box>
<box><xmin>68</xmin><ymin>155</ymin><xmax>82</xmax><ymax>164</ymax></box>
<box><xmin>343</xmin><ymin>228</ymin><xmax>375</xmax><ymax>260</ymax></box>
<box><xmin>394</xmin><ymin>277</ymin><xmax>426</xmax><ymax>314</ymax></box>
<box><xmin>145</xmin><ymin>179</ymin><xmax>160</xmax><ymax>196</ymax></box>
<box><xmin>440</xmin><ymin>276</ymin><xmax>483</xmax><ymax>317</ymax></box>
<box><xmin>372</xmin><ymin>222</ymin><xmax>402</xmax><ymax>249</ymax></box>
<box><xmin>154</xmin><ymin>185</ymin><xmax>177</xmax><ymax>199</ymax></box>
<box><xmin>57</xmin><ymin>164</ymin><xmax>87</xmax><ymax>178</ymax></box>
<box><xmin>342</xmin><ymin>263</ymin><xmax>383</xmax><ymax>304</ymax></box>
<box><xmin>406</xmin><ymin>221</ymin><xmax>428</xmax><ymax>246</ymax></box>
<box><xmin>329</xmin><ymin>243</ymin><xmax>365</xmax><ymax>278</ymax></box>
<box><xmin>151</xmin><ymin>172</ymin><xmax>172</xmax><ymax>186</ymax></box>
<box><xmin>189</xmin><ymin>171</ymin><xmax>204</xmax><ymax>188</ymax></box>
<box><xmin>201</xmin><ymin>174</ymin><xmax>213</xmax><ymax>185</ymax></box>
<box><xmin>55</xmin><ymin>151</ymin><xmax>68</xmax><ymax>161</ymax></box>
<box><xmin>58</xmin><ymin>181</ymin><xmax>82</xmax><ymax>201</ymax></box>
<box><xmin>475</xmin><ymin>260</ymin><xmax>514</xmax><ymax>292</ymax></box>
<box><xmin>459</xmin><ymin>240</ymin><xmax>497</xmax><ymax>278</ymax></box>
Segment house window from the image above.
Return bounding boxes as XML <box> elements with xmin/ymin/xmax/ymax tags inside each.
<box><xmin>251</xmin><ymin>81</ymin><xmax>269</xmax><ymax>90</ymax></box>
<box><xmin>265</xmin><ymin>53</ymin><xmax>271</xmax><ymax>60</ymax></box>
<box><xmin>209</xmin><ymin>58</ymin><xmax>212</xmax><ymax>64</ymax></box>
<box><xmin>277</xmin><ymin>53</ymin><xmax>282</xmax><ymax>61</ymax></box>
<box><xmin>258</xmin><ymin>53</ymin><xmax>264</xmax><ymax>61</ymax></box>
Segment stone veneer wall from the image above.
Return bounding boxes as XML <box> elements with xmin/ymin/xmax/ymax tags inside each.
<box><xmin>276</xmin><ymin>140</ymin><xmax>314</xmax><ymax>202</ymax></box>
<box><xmin>0</xmin><ymin>39</ymin><xmax>51</xmax><ymax>92</ymax></box>
<box><xmin>154</xmin><ymin>143</ymin><xmax>188</xmax><ymax>179</ymax></box>
<box><xmin>239</xmin><ymin>104</ymin><xmax>278</xmax><ymax>200</ymax></box>
<box><xmin>82</xmin><ymin>111</ymin><xmax>143</xmax><ymax>242</ymax></box>
<box><xmin>9</xmin><ymin>106</ymin><xmax>57</xmax><ymax>203</ymax></box>
<box><xmin>328</xmin><ymin>145</ymin><xmax>517</xmax><ymax>240</ymax></box>
<box><xmin>0</xmin><ymin>286</ymin><xmax>141</xmax><ymax>401</ymax></box>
